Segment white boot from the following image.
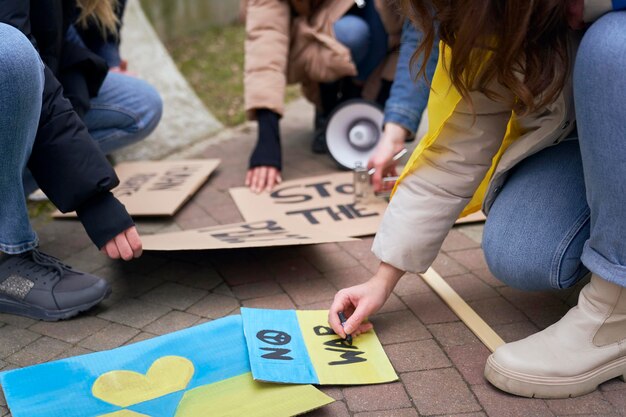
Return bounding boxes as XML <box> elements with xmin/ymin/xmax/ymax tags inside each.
<box><xmin>484</xmin><ymin>274</ymin><xmax>626</xmax><ymax>398</ymax></box>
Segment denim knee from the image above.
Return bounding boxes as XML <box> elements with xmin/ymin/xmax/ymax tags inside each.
<box><xmin>0</xmin><ymin>24</ymin><xmax>44</xmax><ymax>102</ymax></box>
<box><xmin>134</xmin><ymin>80</ymin><xmax>163</xmax><ymax>136</ymax></box>
<box><xmin>577</xmin><ymin>12</ymin><xmax>626</xmax><ymax>77</ymax></box>
<box><xmin>334</xmin><ymin>15</ymin><xmax>370</xmax><ymax>64</ymax></box>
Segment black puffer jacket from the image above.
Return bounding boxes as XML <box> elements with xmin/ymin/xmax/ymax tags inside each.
<box><xmin>0</xmin><ymin>0</ymin><xmax>134</xmax><ymax>248</ymax></box>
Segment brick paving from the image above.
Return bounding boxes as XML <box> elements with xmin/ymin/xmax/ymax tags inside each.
<box><xmin>1</xmin><ymin>99</ymin><xmax>623</xmax><ymax>416</ymax></box>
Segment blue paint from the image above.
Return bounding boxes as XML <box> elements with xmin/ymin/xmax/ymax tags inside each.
<box><xmin>0</xmin><ymin>316</ymin><xmax>250</xmax><ymax>417</ymax></box>
<box><xmin>613</xmin><ymin>0</ymin><xmax>626</xmax><ymax>10</ymax></box>
<box><xmin>241</xmin><ymin>308</ymin><xmax>318</xmax><ymax>384</ymax></box>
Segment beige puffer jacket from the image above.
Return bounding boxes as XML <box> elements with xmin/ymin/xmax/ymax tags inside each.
<box><xmin>372</xmin><ymin>34</ymin><xmax>581</xmax><ymax>274</ymax></box>
<box><xmin>243</xmin><ymin>0</ymin><xmax>402</xmax><ymax>119</ymax></box>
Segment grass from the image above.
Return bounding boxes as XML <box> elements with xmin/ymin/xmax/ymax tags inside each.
<box><xmin>165</xmin><ymin>24</ymin><xmax>300</xmax><ymax>127</ymax></box>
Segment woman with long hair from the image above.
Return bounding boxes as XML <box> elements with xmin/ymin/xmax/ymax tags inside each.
<box><xmin>329</xmin><ymin>0</ymin><xmax>626</xmax><ymax>398</ymax></box>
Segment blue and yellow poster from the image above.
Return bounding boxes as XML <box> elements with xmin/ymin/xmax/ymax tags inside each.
<box><xmin>0</xmin><ymin>316</ymin><xmax>333</xmax><ymax>417</ymax></box>
<box><xmin>241</xmin><ymin>308</ymin><xmax>398</xmax><ymax>385</ymax></box>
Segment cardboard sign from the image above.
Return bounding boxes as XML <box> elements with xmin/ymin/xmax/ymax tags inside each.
<box><xmin>141</xmin><ymin>219</ymin><xmax>356</xmax><ymax>251</ymax></box>
<box><xmin>230</xmin><ymin>173</ymin><xmax>387</xmax><ymax>238</ymax></box>
<box><xmin>230</xmin><ymin>173</ymin><xmax>485</xmax><ymax>238</ymax></box>
<box><xmin>241</xmin><ymin>308</ymin><xmax>398</xmax><ymax>385</ymax></box>
<box><xmin>0</xmin><ymin>316</ymin><xmax>333</xmax><ymax>417</ymax></box>
<box><xmin>54</xmin><ymin>159</ymin><xmax>220</xmax><ymax>217</ymax></box>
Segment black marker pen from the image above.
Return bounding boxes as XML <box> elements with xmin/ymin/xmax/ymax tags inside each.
<box><xmin>337</xmin><ymin>311</ymin><xmax>353</xmax><ymax>346</ymax></box>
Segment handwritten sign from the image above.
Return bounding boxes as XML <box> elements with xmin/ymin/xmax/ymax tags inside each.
<box><xmin>230</xmin><ymin>173</ymin><xmax>484</xmax><ymax>238</ymax></box>
<box><xmin>141</xmin><ymin>220</ymin><xmax>356</xmax><ymax>251</ymax></box>
<box><xmin>0</xmin><ymin>316</ymin><xmax>333</xmax><ymax>417</ymax></box>
<box><xmin>241</xmin><ymin>308</ymin><xmax>398</xmax><ymax>385</ymax></box>
<box><xmin>54</xmin><ymin>159</ymin><xmax>220</xmax><ymax>217</ymax></box>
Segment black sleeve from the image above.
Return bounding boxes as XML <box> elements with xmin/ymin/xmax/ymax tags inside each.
<box><xmin>249</xmin><ymin>109</ymin><xmax>282</xmax><ymax>170</ymax></box>
<box><xmin>0</xmin><ymin>0</ymin><xmax>135</xmax><ymax>249</ymax></box>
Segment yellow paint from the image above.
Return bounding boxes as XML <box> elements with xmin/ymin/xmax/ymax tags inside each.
<box><xmin>174</xmin><ymin>372</ymin><xmax>333</xmax><ymax>417</ymax></box>
<box><xmin>393</xmin><ymin>42</ymin><xmax>519</xmax><ymax>218</ymax></box>
<box><xmin>99</xmin><ymin>411</ymin><xmax>150</xmax><ymax>417</ymax></box>
<box><xmin>92</xmin><ymin>356</ymin><xmax>194</xmax><ymax>407</ymax></box>
<box><xmin>296</xmin><ymin>310</ymin><xmax>397</xmax><ymax>385</ymax></box>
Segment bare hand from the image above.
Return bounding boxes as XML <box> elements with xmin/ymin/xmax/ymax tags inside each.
<box><xmin>245</xmin><ymin>166</ymin><xmax>282</xmax><ymax>194</ymax></box>
<box><xmin>328</xmin><ymin>262</ymin><xmax>405</xmax><ymax>339</ymax></box>
<box><xmin>368</xmin><ymin>123</ymin><xmax>408</xmax><ymax>192</ymax></box>
<box><xmin>101</xmin><ymin>226</ymin><xmax>142</xmax><ymax>261</ymax></box>
<box><xmin>566</xmin><ymin>0</ymin><xmax>585</xmax><ymax>29</ymax></box>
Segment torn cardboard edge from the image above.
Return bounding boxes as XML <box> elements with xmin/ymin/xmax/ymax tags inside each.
<box><xmin>141</xmin><ymin>219</ymin><xmax>357</xmax><ymax>251</ymax></box>
<box><xmin>420</xmin><ymin>268</ymin><xmax>505</xmax><ymax>352</ymax></box>
<box><xmin>54</xmin><ymin>159</ymin><xmax>220</xmax><ymax>218</ymax></box>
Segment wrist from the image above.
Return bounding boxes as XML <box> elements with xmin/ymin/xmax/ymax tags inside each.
<box><xmin>382</xmin><ymin>123</ymin><xmax>410</xmax><ymax>145</ymax></box>
<box><xmin>371</xmin><ymin>261</ymin><xmax>405</xmax><ymax>298</ymax></box>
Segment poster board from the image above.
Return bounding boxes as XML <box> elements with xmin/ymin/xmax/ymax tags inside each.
<box><xmin>241</xmin><ymin>308</ymin><xmax>398</xmax><ymax>385</ymax></box>
<box><xmin>54</xmin><ymin>159</ymin><xmax>220</xmax><ymax>217</ymax></box>
<box><xmin>141</xmin><ymin>220</ymin><xmax>356</xmax><ymax>251</ymax></box>
<box><xmin>230</xmin><ymin>173</ymin><xmax>485</xmax><ymax>238</ymax></box>
<box><xmin>0</xmin><ymin>316</ymin><xmax>333</xmax><ymax>417</ymax></box>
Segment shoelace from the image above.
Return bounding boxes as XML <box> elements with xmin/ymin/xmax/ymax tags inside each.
<box><xmin>17</xmin><ymin>250</ymin><xmax>72</xmax><ymax>281</ymax></box>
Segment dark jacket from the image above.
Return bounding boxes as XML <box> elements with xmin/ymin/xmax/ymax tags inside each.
<box><xmin>0</xmin><ymin>0</ymin><xmax>134</xmax><ymax>248</ymax></box>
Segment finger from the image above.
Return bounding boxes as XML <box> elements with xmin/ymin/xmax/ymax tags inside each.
<box><xmin>250</xmin><ymin>168</ymin><xmax>260</xmax><ymax>192</ymax></box>
<box><xmin>125</xmin><ymin>227</ymin><xmax>143</xmax><ymax>258</ymax></box>
<box><xmin>343</xmin><ymin>303</ymin><xmax>370</xmax><ymax>335</ymax></box>
<box><xmin>276</xmin><ymin>173</ymin><xmax>282</xmax><ymax>184</ymax></box>
<box><xmin>265</xmin><ymin>169</ymin><xmax>278</xmax><ymax>192</ymax></box>
<box><xmin>356</xmin><ymin>322</ymin><xmax>374</xmax><ymax>335</ymax></box>
<box><xmin>105</xmin><ymin>241</ymin><xmax>120</xmax><ymax>260</ymax></box>
<box><xmin>245</xmin><ymin>170</ymin><xmax>253</xmax><ymax>187</ymax></box>
<box><xmin>328</xmin><ymin>293</ymin><xmax>352</xmax><ymax>338</ymax></box>
<box><xmin>115</xmin><ymin>233</ymin><xmax>134</xmax><ymax>261</ymax></box>
<box><xmin>254</xmin><ymin>167</ymin><xmax>268</xmax><ymax>193</ymax></box>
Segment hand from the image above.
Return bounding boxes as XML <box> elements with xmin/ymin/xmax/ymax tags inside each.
<box><xmin>101</xmin><ymin>226</ymin><xmax>143</xmax><ymax>261</ymax></box>
<box><xmin>328</xmin><ymin>262</ymin><xmax>405</xmax><ymax>339</ymax></box>
<box><xmin>566</xmin><ymin>0</ymin><xmax>585</xmax><ymax>29</ymax></box>
<box><xmin>245</xmin><ymin>166</ymin><xmax>282</xmax><ymax>193</ymax></box>
<box><xmin>368</xmin><ymin>123</ymin><xmax>408</xmax><ymax>192</ymax></box>
<box><xmin>109</xmin><ymin>59</ymin><xmax>129</xmax><ymax>74</ymax></box>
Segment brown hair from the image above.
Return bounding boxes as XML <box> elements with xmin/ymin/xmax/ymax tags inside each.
<box><xmin>404</xmin><ymin>0</ymin><xmax>570</xmax><ymax>114</ymax></box>
<box><xmin>75</xmin><ymin>0</ymin><xmax>119</xmax><ymax>36</ymax></box>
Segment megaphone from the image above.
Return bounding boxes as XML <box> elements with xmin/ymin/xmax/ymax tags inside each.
<box><xmin>326</xmin><ymin>99</ymin><xmax>384</xmax><ymax>170</ymax></box>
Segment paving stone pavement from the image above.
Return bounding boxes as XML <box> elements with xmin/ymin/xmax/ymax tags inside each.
<box><xmin>1</xmin><ymin>99</ymin><xmax>623</xmax><ymax>416</ymax></box>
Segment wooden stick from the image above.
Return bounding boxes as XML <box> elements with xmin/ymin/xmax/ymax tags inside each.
<box><xmin>420</xmin><ymin>268</ymin><xmax>505</xmax><ymax>352</ymax></box>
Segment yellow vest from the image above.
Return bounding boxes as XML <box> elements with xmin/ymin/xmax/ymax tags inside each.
<box><xmin>393</xmin><ymin>42</ymin><xmax>521</xmax><ymax>217</ymax></box>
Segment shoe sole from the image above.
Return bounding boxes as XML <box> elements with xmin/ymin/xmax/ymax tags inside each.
<box><xmin>0</xmin><ymin>286</ymin><xmax>112</xmax><ymax>322</ymax></box>
<box><xmin>485</xmin><ymin>354</ymin><xmax>626</xmax><ymax>398</ymax></box>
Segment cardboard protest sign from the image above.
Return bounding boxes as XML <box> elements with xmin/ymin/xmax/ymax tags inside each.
<box><xmin>0</xmin><ymin>316</ymin><xmax>333</xmax><ymax>417</ymax></box>
<box><xmin>54</xmin><ymin>159</ymin><xmax>220</xmax><ymax>218</ymax></box>
<box><xmin>241</xmin><ymin>308</ymin><xmax>398</xmax><ymax>385</ymax></box>
<box><xmin>141</xmin><ymin>219</ymin><xmax>356</xmax><ymax>251</ymax></box>
<box><xmin>230</xmin><ymin>172</ymin><xmax>387</xmax><ymax>237</ymax></box>
<box><xmin>230</xmin><ymin>173</ymin><xmax>484</xmax><ymax>238</ymax></box>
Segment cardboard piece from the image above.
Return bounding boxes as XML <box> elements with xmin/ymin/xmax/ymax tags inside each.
<box><xmin>421</xmin><ymin>268</ymin><xmax>504</xmax><ymax>352</ymax></box>
<box><xmin>54</xmin><ymin>159</ymin><xmax>220</xmax><ymax>217</ymax></box>
<box><xmin>456</xmin><ymin>211</ymin><xmax>487</xmax><ymax>225</ymax></box>
<box><xmin>230</xmin><ymin>173</ymin><xmax>486</xmax><ymax>238</ymax></box>
<box><xmin>0</xmin><ymin>316</ymin><xmax>333</xmax><ymax>417</ymax></box>
<box><xmin>241</xmin><ymin>308</ymin><xmax>398</xmax><ymax>385</ymax></box>
<box><xmin>230</xmin><ymin>172</ymin><xmax>387</xmax><ymax>238</ymax></box>
<box><xmin>141</xmin><ymin>219</ymin><xmax>356</xmax><ymax>251</ymax></box>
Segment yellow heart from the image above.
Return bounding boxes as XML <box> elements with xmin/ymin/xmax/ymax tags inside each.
<box><xmin>92</xmin><ymin>356</ymin><xmax>194</xmax><ymax>407</ymax></box>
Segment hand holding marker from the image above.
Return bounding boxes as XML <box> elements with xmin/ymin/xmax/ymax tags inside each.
<box><xmin>338</xmin><ymin>311</ymin><xmax>353</xmax><ymax>346</ymax></box>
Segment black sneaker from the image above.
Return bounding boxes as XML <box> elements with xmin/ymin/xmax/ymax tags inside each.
<box><xmin>0</xmin><ymin>250</ymin><xmax>111</xmax><ymax>321</ymax></box>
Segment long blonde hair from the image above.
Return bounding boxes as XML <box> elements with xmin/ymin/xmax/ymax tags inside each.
<box><xmin>75</xmin><ymin>0</ymin><xmax>119</xmax><ymax>36</ymax></box>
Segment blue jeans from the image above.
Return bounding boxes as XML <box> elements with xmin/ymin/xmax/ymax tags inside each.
<box><xmin>23</xmin><ymin>71</ymin><xmax>163</xmax><ymax>194</ymax></box>
<box><xmin>333</xmin><ymin>1</ymin><xmax>388</xmax><ymax>81</ymax></box>
<box><xmin>483</xmin><ymin>12</ymin><xmax>626</xmax><ymax>290</ymax></box>
<box><xmin>0</xmin><ymin>24</ymin><xmax>44</xmax><ymax>254</ymax></box>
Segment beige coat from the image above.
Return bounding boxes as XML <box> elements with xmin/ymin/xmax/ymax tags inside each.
<box><xmin>372</xmin><ymin>36</ymin><xmax>580</xmax><ymax>274</ymax></box>
<box><xmin>244</xmin><ymin>0</ymin><xmax>402</xmax><ymax>119</ymax></box>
